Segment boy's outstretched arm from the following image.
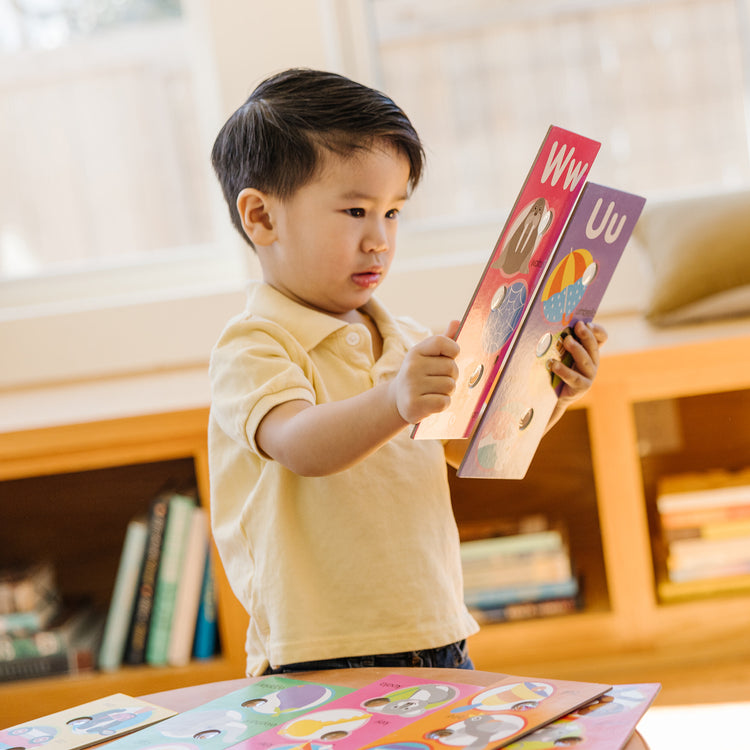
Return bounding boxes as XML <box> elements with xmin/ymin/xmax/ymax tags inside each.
<box><xmin>255</xmin><ymin>331</ymin><xmax>460</xmax><ymax>477</ymax></box>
<box><xmin>545</xmin><ymin>320</ymin><xmax>607</xmax><ymax>432</ymax></box>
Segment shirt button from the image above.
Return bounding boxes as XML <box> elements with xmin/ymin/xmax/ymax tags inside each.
<box><xmin>346</xmin><ymin>331</ymin><xmax>361</xmax><ymax>346</ymax></box>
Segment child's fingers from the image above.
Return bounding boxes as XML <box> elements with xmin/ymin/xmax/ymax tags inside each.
<box><xmin>417</xmin><ymin>333</ymin><xmax>460</xmax><ymax>360</ymax></box>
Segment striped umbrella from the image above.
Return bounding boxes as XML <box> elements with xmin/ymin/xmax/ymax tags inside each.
<box><xmin>542</xmin><ymin>248</ymin><xmax>595</xmax><ymax>324</ymax></box>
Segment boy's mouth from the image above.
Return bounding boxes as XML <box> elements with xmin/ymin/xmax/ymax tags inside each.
<box><xmin>351</xmin><ymin>271</ymin><xmax>382</xmax><ymax>288</ymax></box>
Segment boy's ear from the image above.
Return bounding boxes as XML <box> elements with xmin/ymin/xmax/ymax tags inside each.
<box><xmin>237</xmin><ymin>188</ymin><xmax>277</xmax><ymax>246</ymax></box>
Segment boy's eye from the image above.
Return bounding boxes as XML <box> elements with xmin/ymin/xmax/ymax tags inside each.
<box><xmin>386</xmin><ymin>208</ymin><xmax>400</xmax><ymax>219</ymax></box>
<box><xmin>346</xmin><ymin>208</ymin><xmax>366</xmax><ymax>218</ymax></box>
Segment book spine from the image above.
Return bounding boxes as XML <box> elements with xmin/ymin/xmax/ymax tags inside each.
<box><xmin>657</xmin><ymin>483</ymin><xmax>750</xmax><ymax>513</ymax></box>
<box><xmin>192</xmin><ymin>552</ymin><xmax>219</xmax><ymax>660</ymax></box>
<box><xmin>659</xmin><ymin>503</ymin><xmax>750</xmax><ymax>530</ymax></box>
<box><xmin>0</xmin><ymin>610</ymin><xmax>102</xmax><ymax>682</ymax></box>
<box><xmin>0</xmin><ymin>597</ymin><xmax>59</xmax><ymax>637</ymax></box>
<box><xmin>460</xmin><ymin>530</ymin><xmax>565</xmax><ymax>560</ymax></box>
<box><xmin>0</xmin><ymin>561</ymin><xmax>58</xmax><ymax>616</ymax></box>
<box><xmin>0</xmin><ymin>629</ymin><xmax>68</xmax><ymax>661</ymax></box>
<box><xmin>98</xmin><ymin>517</ymin><xmax>149</xmax><ymax>671</ymax></box>
<box><xmin>124</xmin><ymin>493</ymin><xmax>170</xmax><ymax>665</ymax></box>
<box><xmin>464</xmin><ymin>577</ymin><xmax>579</xmax><ymax>610</ymax></box>
<box><xmin>167</xmin><ymin>507</ymin><xmax>209</xmax><ymax>667</ymax></box>
<box><xmin>471</xmin><ymin>596</ymin><xmax>579</xmax><ymax>624</ymax></box>
<box><xmin>145</xmin><ymin>494</ymin><xmax>196</xmax><ymax>665</ymax></box>
<box><xmin>462</xmin><ymin>552</ymin><xmax>573</xmax><ymax>590</ymax></box>
<box><xmin>0</xmin><ymin>651</ymin><xmax>72</xmax><ymax>682</ymax></box>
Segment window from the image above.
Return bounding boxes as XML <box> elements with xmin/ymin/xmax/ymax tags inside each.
<box><xmin>0</xmin><ymin>0</ymin><xmax>239</xmax><ymax>304</ymax></box>
<box><xmin>369</xmin><ymin>0</ymin><xmax>750</xmax><ymax>253</ymax></box>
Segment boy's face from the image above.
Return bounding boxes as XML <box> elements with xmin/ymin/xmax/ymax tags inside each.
<box><xmin>256</xmin><ymin>143</ymin><xmax>411</xmax><ymax>321</ymax></box>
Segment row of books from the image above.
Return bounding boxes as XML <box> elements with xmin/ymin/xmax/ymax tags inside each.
<box><xmin>0</xmin><ymin>562</ymin><xmax>104</xmax><ymax>683</ymax></box>
<box><xmin>460</xmin><ymin>516</ymin><xmax>581</xmax><ymax>624</ymax></box>
<box><xmin>654</xmin><ymin>467</ymin><xmax>750</xmax><ymax>602</ymax></box>
<box><xmin>98</xmin><ymin>489</ymin><xmax>219</xmax><ymax>671</ymax></box>
<box><xmin>3</xmin><ymin>672</ymin><xmax>662</xmax><ymax>750</ymax></box>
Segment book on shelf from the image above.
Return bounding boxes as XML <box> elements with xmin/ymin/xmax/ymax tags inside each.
<box><xmin>470</xmin><ymin>594</ymin><xmax>580</xmax><ymax>625</ymax></box>
<box><xmin>145</xmin><ymin>492</ymin><xmax>197</xmax><ymax>666</ymax></box>
<box><xmin>657</xmin><ymin>571</ymin><xmax>750</xmax><ymax>603</ymax></box>
<box><xmin>460</xmin><ymin>523</ymin><xmax>579</xmax><ymax>622</ymax></box>
<box><xmin>654</xmin><ymin>467</ymin><xmax>750</xmax><ymax>601</ymax></box>
<box><xmin>0</xmin><ymin>594</ymin><xmax>60</xmax><ymax>637</ymax></box>
<box><xmin>167</xmin><ymin>505</ymin><xmax>209</xmax><ymax>667</ymax></box>
<box><xmin>0</xmin><ymin>560</ymin><xmax>59</xmax><ymax>616</ymax></box>
<box><xmin>124</xmin><ymin>490</ymin><xmax>172</xmax><ymax>665</ymax></box>
<box><xmin>0</xmin><ymin>603</ymin><xmax>104</xmax><ymax>683</ymax></box>
<box><xmin>98</xmin><ymin>515</ymin><xmax>149</xmax><ymax>672</ymax></box>
<box><xmin>192</xmin><ymin>549</ymin><xmax>219</xmax><ymax>660</ymax></box>
<box><xmin>0</xmin><ymin>560</ymin><xmax>61</xmax><ymax>639</ymax></box>
<box><xmin>656</xmin><ymin>467</ymin><xmax>750</xmax><ymax>514</ymax></box>
<box><xmin>464</xmin><ymin>577</ymin><xmax>580</xmax><ymax>611</ymax></box>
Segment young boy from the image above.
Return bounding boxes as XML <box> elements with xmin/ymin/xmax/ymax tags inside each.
<box><xmin>208</xmin><ymin>68</ymin><xmax>606</xmax><ymax>676</ymax></box>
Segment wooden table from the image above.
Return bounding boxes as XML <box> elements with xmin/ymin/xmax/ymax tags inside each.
<box><xmin>144</xmin><ymin>667</ymin><xmax>650</xmax><ymax>748</ymax></box>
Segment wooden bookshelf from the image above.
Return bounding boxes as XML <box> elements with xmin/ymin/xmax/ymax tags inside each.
<box><xmin>0</xmin><ymin>409</ymin><xmax>247</xmax><ymax>728</ymax></box>
<box><xmin>2</xmin><ymin>324</ymin><xmax>750</xmax><ymax>727</ymax></box>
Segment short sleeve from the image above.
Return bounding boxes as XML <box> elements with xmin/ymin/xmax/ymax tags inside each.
<box><xmin>209</xmin><ymin>316</ymin><xmax>315</xmax><ymax>456</ymax></box>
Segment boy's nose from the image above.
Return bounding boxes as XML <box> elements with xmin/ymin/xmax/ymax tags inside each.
<box><xmin>364</xmin><ymin>222</ymin><xmax>389</xmax><ymax>253</ymax></box>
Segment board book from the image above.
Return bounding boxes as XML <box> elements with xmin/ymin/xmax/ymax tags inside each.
<box><xmin>502</xmin><ymin>682</ymin><xmax>661</xmax><ymax>750</ymax></box>
<box><xmin>100</xmin><ymin>675</ymin><xmax>355</xmax><ymax>749</ymax></box>
<box><xmin>98</xmin><ymin>672</ymin><xmax>611</xmax><ymax>750</ymax></box>
<box><xmin>457</xmin><ymin>181</ymin><xmax>646</xmax><ymax>478</ymax></box>
<box><xmin>0</xmin><ymin>693</ymin><xmax>175</xmax><ymax>750</ymax></box>
<box><xmin>413</xmin><ymin>125</ymin><xmax>601</xmax><ymax>442</ymax></box>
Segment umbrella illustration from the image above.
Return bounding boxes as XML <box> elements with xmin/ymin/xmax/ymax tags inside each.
<box><xmin>542</xmin><ymin>249</ymin><xmax>597</xmax><ymax>325</ymax></box>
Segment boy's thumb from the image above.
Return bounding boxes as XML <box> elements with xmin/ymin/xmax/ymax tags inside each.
<box><xmin>444</xmin><ymin>319</ymin><xmax>461</xmax><ymax>339</ymax></box>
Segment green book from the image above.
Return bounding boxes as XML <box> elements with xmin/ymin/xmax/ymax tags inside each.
<box><xmin>98</xmin><ymin>516</ymin><xmax>149</xmax><ymax>671</ymax></box>
<box><xmin>145</xmin><ymin>493</ymin><xmax>196</xmax><ymax>665</ymax></box>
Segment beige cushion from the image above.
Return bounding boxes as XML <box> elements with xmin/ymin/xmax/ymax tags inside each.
<box><xmin>634</xmin><ymin>188</ymin><xmax>750</xmax><ymax>325</ymax></box>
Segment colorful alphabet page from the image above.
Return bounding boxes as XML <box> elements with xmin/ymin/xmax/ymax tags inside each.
<box><xmin>100</xmin><ymin>676</ymin><xmax>353</xmax><ymax>749</ymax></box>
<box><xmin>227</xmin><ymin>673</ymin><xmax>483</xmax><ymax>749</ymax></box>
<box><xmin>359</xmin><ymin>674</ymin><xmax>611</xmax><ymax>750</ymax></box>
<box><xmin>458</xmin><ymin>182</ymin><xmax>646</xmax><ymax>479</ymax></box>
<box><xmin>413</xmin><ymin>126</ymin><xmax>600</xmax><ymax>441</ymax></box>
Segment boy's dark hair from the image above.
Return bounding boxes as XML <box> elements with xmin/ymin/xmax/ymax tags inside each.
<box><xmin>211</xmin><ymin>68</ymin><xmax>425</xmax><ymax>247</ymax></box>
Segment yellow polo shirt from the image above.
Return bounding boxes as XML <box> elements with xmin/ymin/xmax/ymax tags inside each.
<box><xmin>208</xmin><ymin>282</ymin><xmax>478</xmax><ymax>675</ymax></box>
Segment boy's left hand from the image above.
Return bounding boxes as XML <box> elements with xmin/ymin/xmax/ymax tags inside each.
<box><xmin>547</xmin><ymin>320</ymin><xmax>607</xmax><ymax>407</ymax></box>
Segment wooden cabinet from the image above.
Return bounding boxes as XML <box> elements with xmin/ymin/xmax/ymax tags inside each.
<box><xmin>461</xmin><ymin>325</ymin><xmax>750</xmax><ymax>706</ymax></box>
<box><xmin>2</xmin><ymin>323</ymin><xmax>750</xmax><ymax>726</ymax></box>
<box><xmin>0</xmin><ymin>409</ymin><xmax>247</xmax><ymax>728</ymax></box>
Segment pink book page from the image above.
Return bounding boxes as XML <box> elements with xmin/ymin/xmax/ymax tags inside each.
<box><xmin>360</xmin><ymin>675</ymin><xmax>611</xmax><ymax>750</ymax></box>
<box><xmin>457</xmin><ymin>183</ymin><xmax>646</xmax><ymax>479</ymax></box>
<box><xmin>503</xmin><ymin>683</ymin><xmax>661</xmax><ymax>749</ymax></box>
<box><xmin>413</xmin><ymin>126</ymin><xmax>600</xmax><ymax>441</ymax></box>
<box><xmin>230</xmin><ymin>674</ymin><xmax>483</xmax><ymax>750</ymax></box>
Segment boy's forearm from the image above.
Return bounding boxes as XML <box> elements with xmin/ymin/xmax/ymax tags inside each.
<box><xmin>256</xmin><ymin>381</ymin><xmax>409</xmax><ymax>476</ymax></box>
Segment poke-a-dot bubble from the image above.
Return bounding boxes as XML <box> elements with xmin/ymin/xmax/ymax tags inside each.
<box><xmin>536</xmin><ymin>333</ymin><xmax>552</xmax><ymax>357</ymax></box>
<box><xmin>468</xmin><ymin>364</ymin><xmax>484</xmax><ymax>388</ymax></box>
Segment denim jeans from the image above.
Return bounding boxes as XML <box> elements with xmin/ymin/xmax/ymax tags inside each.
<box><xmin>264</xmin><ymin>639</ymin><xmax>474</xmax><ymax>674</ymax></box>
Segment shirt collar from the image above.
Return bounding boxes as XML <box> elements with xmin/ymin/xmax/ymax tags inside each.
<box><xmin>245</xmin><ymin>281</ymin><xmax>405</xmax><ymax>353</ymax></box>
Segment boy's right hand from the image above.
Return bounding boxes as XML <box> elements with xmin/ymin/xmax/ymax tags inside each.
<box><xmin>390</xmin><ymin>322</ymin><xmax>460</xmax><ymax>425</ymax></box>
